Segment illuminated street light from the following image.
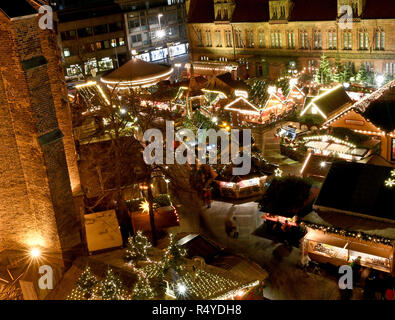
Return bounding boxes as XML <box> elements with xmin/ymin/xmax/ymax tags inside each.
<box><xmin>176</xmin><ymin>283</ymin><xmax>187</xmax><ymax>296</ymax></box>
<box><xmin>30</xmin><ymin>247</ymin><xmax>41</xmax><ymax>258</ymax></box>
<box><xmin>156</xmin><ymin>29</ymin><xmax>166</xmax><ymax>39</ymax></box>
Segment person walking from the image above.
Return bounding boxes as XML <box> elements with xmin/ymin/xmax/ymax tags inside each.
<box><xmin>232</xmin><ymin>216</ymin><xmax>239</xmax><ymax>239</ymax></box>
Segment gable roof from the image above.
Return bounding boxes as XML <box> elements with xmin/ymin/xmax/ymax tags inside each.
<box><xmin>302</xmin><ymin>85</ymin><xmax>352</xmax><ymax>119</ymax></box>
<box><xmin>322</xmin><ymin>80</ymin><xmax>395</xmax><ymax>132</ymax></box>
<box><xmin>224</xmin><ymin>97</ymin><xmax>260</xmax><ymax>115</ymax></box>
<box><xmin>0</xmin><ymin>1</ymin><xmax>36</xmax><ymax>19</ymax></box>
<box><xmin>315</xmin><ymin>162</ymin><xmax>395</xmax><ymax>222</ymax></box>
<box><xmin>313</xmin><ymin>85</ymin><xmax>352</xmax><ymax>116</ymax></box>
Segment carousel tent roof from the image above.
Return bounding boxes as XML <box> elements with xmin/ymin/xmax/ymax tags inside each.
<box><xmin>314</xmin><ymin>162</ymin><xmax>395</xmax><ymax>222</ymax></box>
<box><xmin>101</xmin><ymin>58</ymin><xmax>173</xmax><ymax>87</ymax></box>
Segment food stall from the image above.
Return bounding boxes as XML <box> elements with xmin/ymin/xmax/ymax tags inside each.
<box><xmin>301</xmin><ymin>213</ymin><xmax>395</xmax><ymax>274</ymax></box>
<box><xmin>216</xmin><ymin>176</ymin><xmax>268</xmax><ymax>199</ymax></box>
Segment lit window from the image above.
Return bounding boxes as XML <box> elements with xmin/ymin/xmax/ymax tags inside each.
<box><xmin>63</xmin><ymin>48</ymin><xmax>70</xmax><ymax>57</ymax></box>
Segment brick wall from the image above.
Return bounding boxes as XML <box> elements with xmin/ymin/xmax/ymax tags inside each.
<box><xmin>0</xmin><ymin>11</ymin><xmax>83</xmax><ymax>265</ymax></box>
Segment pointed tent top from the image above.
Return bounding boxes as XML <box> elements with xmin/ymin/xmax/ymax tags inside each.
<box><xmin>101</xmin><ymin>58</ymin><xmax>173</xmax><ymax>88</ymax></box>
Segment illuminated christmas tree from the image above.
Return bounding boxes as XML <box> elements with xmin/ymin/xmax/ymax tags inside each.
<box><xmin>68</xmin><ymin>266</ymin><xmax>98</xmax><ymax>300</ymax></box>
<box><xmin>99</xmin><ymin>268</ymin><xmax>130</xmax><ymax>300</ymax></box>
<box><xmin>161</xmin><ymin>233</ymin><xmax>187</xmax><ymax>275</ymax></box>
<box><xmin>315</xmin><ymin>54</ymin><xmax>333</xmax><ymax>84</ymax></box>
<box><xmin>125</xmin><ymin>230</ymin><xmax>152</xmax><ymax>264</ymax></box>
<box><xmin>132</xmin><ymin>271</ymin><xmax>156</xmax><ymax>300</ymax></box>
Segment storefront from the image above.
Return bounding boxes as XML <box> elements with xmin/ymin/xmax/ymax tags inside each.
<box><xmin>302</xmin><ymin>227</ymin><xmax>394</xmax><ymax>274</ymax></box>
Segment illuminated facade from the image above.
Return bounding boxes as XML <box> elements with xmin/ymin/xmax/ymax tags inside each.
<box><xmin>187</xmin><ymin>0</ymin><xmax>395</xmax><ymax>80</ymax></box>
<box><xmin>0</xmin><ymin>2</ymin><xmax>83</xmax><ymax>270</ymax></box>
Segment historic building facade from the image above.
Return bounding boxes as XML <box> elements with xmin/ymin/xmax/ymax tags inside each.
<box><xmin>186</xmin><ymin>0</ymin><xmax>395</xmax><ymax>80</ymax></box>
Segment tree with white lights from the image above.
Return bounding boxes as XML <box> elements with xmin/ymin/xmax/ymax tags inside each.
<box><xmin>125</xmin><ymin>230</ymin><xmax>152</xmax><ymax>264</ymax></box>
<box><xmin>68</xmin><ymin>266</ymin><xmax>98</xmax><ymax>300</ymax></box>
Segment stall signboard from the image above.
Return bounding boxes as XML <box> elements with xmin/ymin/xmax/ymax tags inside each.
<box><xmin>84</xmin><ymin>210</ymin><xmax>123</xmax><ymax>253</ymax></box>
<box><xmin>151</xmin><ymin>48</ymin><xmax>169</xmax><ymax>61</ymax></box>
<box><xmin>169</xmin><ymin>43</ymin><xmax>186</xmax><ymax>58</ymax></box>
<box><xmin>136</xmin><ymin>53</ymin><xmax>150</xmax><ymax>62</ymax></box>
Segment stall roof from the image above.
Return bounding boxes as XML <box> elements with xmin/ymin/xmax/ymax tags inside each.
<box><xmin>311</xmin><ymin>85</ymin><xmax>352</xmax><ymax>117</ymax></box>
<box><xmin>301</xmin><ymin>153</ymin><xmax>333</xmax><ymax>179</ymax></box>
<box><xmin>224</xmin><ymin>97</ymin><xmax>260</xmax><ymax>115</ymax></box>
<box><xmin>303</xmin><ymin>210</ymin><xmax>395</xmax><ymax>241</ymax></box>
<box><xmin>314</xmin><ymin>162</ymin><xmax>395</xmax><ymax>222</ymax></box>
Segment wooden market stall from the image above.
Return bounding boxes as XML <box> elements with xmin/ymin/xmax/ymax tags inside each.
<box><xmin>302</xmin><ymin>161</ymin><xmax>395</xmax><ymax>274</ymax></box>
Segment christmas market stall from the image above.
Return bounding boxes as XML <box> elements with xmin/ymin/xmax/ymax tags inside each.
<box><xmin>321</xmin><ymin>80</ymin><xmax>395</xmax><ymax>164</ymax></box>
<box><xmin>254</xmin><ymin>176</ymin><xmax>314</xmax><ymax>247</ymax></box>
<box><xmin>301</xmin><ymin>134</ymin><xmax>370</xmax><ymax>161</ymax></box>
<box><xmin>224</xmin><ymin>96</ymin><xmax>261</xmax><ymax>125</ymax></box>
<box><xmin>213</xmin><ymin>158</ymin><xmax>277</xmax><ymax>199</ymax></box>
<box><xmin>260</xmin><ymin>90</ymin><xmax>289</xmax><ymax>123</ymax></box>
<box><xmin>101</xmin><ymin>57</ymin><xmax>173</xmax><ymax>90</ymax></box>
<box><xmin>286</xmin><ymin>84</ymin><xmax>306</xmax><ymax>107</ymax></box>
<box><xmin>302</xmin><ymin>162</ymin><xmax>395</xmax><ymax>274</ymax></box>
<box><xmin>300</xmin><ymin>84</ymin><xmax>353</xmax><ymax>122</ymax></box>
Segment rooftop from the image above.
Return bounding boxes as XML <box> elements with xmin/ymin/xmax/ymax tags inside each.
<box><xmin>0</xmin><ymin>1</ymin><xmax>36</xmax><ymax>19</ymax></box>
<box><xmin>101</xmin><ymin>58</ymin><xmax>173</xmax><ymax>87</ymax></box>
<box><xmin>313</xmin><ymin>85</ymin><xmax>352</xmax><ymax>116</ymax></box>
<box><xmin>314</xmin><ymin>162</ymin><xmax>395</xmax><ymax>222</ymax></box>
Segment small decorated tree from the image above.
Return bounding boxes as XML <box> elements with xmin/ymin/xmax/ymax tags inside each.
<box><xmin>161</xmin><ymin>234</ymin><xmax>187</xmax><ymax>276</ymax></box>
<box><xmin>342</xmin><ymin>63</ymin><xmax>354</xmax><ymax>82</ymax></box>
<box><xmin>356</xmin><ymin>64</ymin><xmax>369</xmax><ymax>85</ymax></box>
<box><xmin>315</xmin><ymin>55</ymin><xmax>333</xmax><ymax>84</ymax></box>
<box><xmin>125</xmin><ymin>230</ymin><xmax>152</xmax><ymax>264</ymax></box>
<box><xmin>333</xmin><ymin>59</ymin><xmax>345</xmax><ymax>83</ymax></box>
<box><xmin>68</xmin><ymin>266</ymin><xmax>98</xmax><ymax>300</ymax></box>
<box><xmin>132</xmin><ymin>271</ymin><xmax>156</xmax><ymax>300</ymax></box>
<box><xmin>99</xmin><ymin>268</ymin><xmax>130</xmax><ymax>300</ymax></box>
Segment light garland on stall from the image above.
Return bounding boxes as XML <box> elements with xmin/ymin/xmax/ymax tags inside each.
<box><xmin>302</xmin><ymin>222</ymin><xmax>394</xmax><ymax>245</ymax></box>
<box><xmin>302</xmin><ymin>135</ymin><xmax>356</xmax><ymax>149</ymax></box>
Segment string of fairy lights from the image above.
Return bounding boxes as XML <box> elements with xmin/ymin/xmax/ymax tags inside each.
<box><xmin>301</xmin><ymin>222</ymin><xmax>394</xmax><ymax>245</ymax></box>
